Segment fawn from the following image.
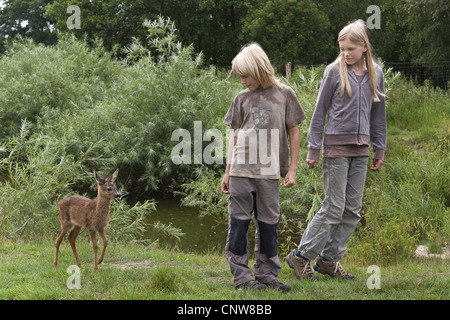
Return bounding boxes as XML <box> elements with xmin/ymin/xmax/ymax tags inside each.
<box><xmin>53</xmin><ymin>169</ymin><xmax>121</xmax><ymax>272</ymax></box>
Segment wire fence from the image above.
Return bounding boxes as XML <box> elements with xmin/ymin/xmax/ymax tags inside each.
<box><xmin>384</xmin><ymin>61</ymin><xmax>450</xmax><ymax>90</ymax></box>
<box><xmin>288</xmin><ymin>61</ymin><xmax>450</xmax><ymax>90</ymax></box>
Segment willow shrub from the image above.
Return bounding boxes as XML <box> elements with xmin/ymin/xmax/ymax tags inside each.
<box><xmin>0</xmin><ymin>121</ymin><xmax>159</xmax><ymax>242</ymax></box>
<box><xmin>0</xmin><ymin>122</ymin><xmax>89</xmax><ymax>239</ymax></box>
<box><xmin>0</xmin><ymin>36</ymin><xmax>121</xmax><ymax>138</ymax></box>
<box><xmin>37</xmin><ymin>18</ymin><xmax>240</xmax><ymax>193</ymax></box>
<box><xmin>0</xmin><ymin>18</ymin><xmax>237</xmax><ymax>241</ymax></box>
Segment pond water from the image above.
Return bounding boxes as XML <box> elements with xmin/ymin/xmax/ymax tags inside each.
<box><xmin>144</xmin><ymin>196</ymin><xmax>229</xmax><ymax>253</ymax></box>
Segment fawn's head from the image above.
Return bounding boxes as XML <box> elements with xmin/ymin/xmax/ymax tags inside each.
<box><xmin>94</xmin><ymin>169</ymin><xmax>122</xmax><ymax>201</ymax></box>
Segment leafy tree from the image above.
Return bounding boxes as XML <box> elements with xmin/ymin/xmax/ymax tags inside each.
<box><xmin>403</xmin><ymin>0</ymin><xmax>450</xmax><ymax>62</ymax></box>
<box><xmin>366</xmin><ymin>0</ymin><xmax>411</xmax><ymax>62</ymax></box>
<box><xmin>0</xmin><ymin>0</ymin><xmax>57</xmax><ymax>52</ymax></box>
<box><xmin>171</xmin><ymin>0</ymin><xmax>246</xmax><ymax>66</ymax></box>
<box><xmin>45</xmin><ymin>0</ymin><xmax>246</xmax><ymax>66</ymax></box>
<box><xmin>240</xmin><ymin>0</ymin><xmax>332</xmax><ymax>67</ymax></box>
<box><xmin>45</xmin><ymin>0</ymin><xmax>161</xmax><ymax>54</ymax></box>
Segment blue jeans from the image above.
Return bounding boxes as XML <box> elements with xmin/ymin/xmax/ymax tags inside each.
<box><xmin>298</xmin><ymin>157</ymin><xmax>368</xmax><ymax>261</ymax></box>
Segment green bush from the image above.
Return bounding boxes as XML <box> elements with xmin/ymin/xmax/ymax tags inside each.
<box><xmin>0</xmin><ymin>17</ymin><xmax>238</xmax><ymax>242</ymax></box>
<box><xmin>37</xmin><ymin>18</ymin><xmax>240</xmax><ymax>193</ymax></box>
<box><xmin>0</xmin><ymin>122</ymin><xmax>88</xmax><ymax>239</ymax></box>
<box><xmin>0</xmin><ymin>122</ymin><xmax>157</xmax><ymax>241</ymax></box>
<box><xmin>0</xmin><ymin>36</ymin><xmax>121</xmax><ymax>138</ymax></box>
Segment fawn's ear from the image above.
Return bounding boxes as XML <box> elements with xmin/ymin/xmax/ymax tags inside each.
<box><xmin>94</xmin><ymin>170</ymin><xmax>104</xmax><ymax>184</ymax></box>
<box><xmin>109</xmin><ymin>168</ymin><xmax>119</xmax><ymax>182</ymax></box>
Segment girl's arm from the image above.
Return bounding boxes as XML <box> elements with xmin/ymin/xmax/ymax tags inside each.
<box><xmin>282</xmin><ymin>125</ymin><xmax>300</xmax><ymax>187</ymax></box>
<box><xmin>221</xmin><ymin>131</ymin><xmax>237</xmax><ymax>194</ymax></box>
<box><xmin>307</xmin><ymin>66</ymin><xmax>335</xmax><ymax>165</ymax></box>
<box><xmin>370</xmin><ymin>68</ymin><xmax>387</xmax><ymax>171</ymax></box>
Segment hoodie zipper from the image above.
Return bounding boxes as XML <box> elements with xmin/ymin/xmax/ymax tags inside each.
<box><xmin>357</xmin><ymin>81</ymin><xmax>362</xmax><ymax>145</ymax></box>
<box><xmin>350</xmin><ymin>68</ymin><xmax>363</xmax><ymax>145</ymax></box>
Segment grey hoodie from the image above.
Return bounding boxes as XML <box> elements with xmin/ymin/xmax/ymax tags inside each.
<box><xmin>307</xmin><ymin>63</ymin><xmax>387</xmax><ymax>161</ymax></box>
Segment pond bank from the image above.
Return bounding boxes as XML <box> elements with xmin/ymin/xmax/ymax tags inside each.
<box><xmin>145</xmin><ymin>196</ymin><xmax>228</xmax><ymax>253</ymax></box>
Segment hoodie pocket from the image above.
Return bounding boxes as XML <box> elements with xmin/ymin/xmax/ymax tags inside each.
<box><xmin>328</xmin><ymin>111</ymin><xmax>347</xmax><ymax>131</ymax></box>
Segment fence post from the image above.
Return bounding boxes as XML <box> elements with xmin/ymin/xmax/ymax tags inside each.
<box><xmin>285</xmin><ymin>62</ymin><xmax>292</xmax><ymax>81</ymax></box>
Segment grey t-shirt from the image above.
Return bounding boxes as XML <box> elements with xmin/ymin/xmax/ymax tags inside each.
<box><xmin>224</xmin><ymin>85</ymin><xmax>306</xmax><ymax>179</ymax></box>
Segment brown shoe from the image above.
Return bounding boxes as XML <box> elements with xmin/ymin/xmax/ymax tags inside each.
<box><xmin>285</xmin><ymin>250</ymin><xmax>318</xmax><ymax>280</ymax></box>
<box><xmin>313</xmin><ymin>256</ymin><xmax>355</xmax><ymax>280</ymax></box>
<box><xmin>236</xmin><ymin>280</ymin><xmax>267</xmax><ymax>290</ymax></box>
<box><xmin>264</xmin><ymin>279</ymin><xmax>291</xmax><ymax>292</ymax></box>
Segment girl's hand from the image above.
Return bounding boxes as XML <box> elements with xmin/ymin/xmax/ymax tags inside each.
<box><xmin>306</xmin><ymin>159</ymin><xmax>319</xmax><ymax>169</ymax></box>
<box><xmin>370</xmin><ymin>159</ymin><xmax>384</xmax><ymax>171</ymax></box>
<box><xmin>221</xmin><ymin>174</ymin><xmax>230</xmax><ymax>194</ymax></box>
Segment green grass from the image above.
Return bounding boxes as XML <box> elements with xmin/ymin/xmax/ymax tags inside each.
<box><xmin>0</xmin><ymin>239</ymin><xmax>448</xmax><ymax>300</ymax></box>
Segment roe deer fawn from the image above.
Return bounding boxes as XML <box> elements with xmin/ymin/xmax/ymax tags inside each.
<box><xmin>53</xmin><ymin>169</ymin><xmax>121</xmax><ymax>272</ymax></box>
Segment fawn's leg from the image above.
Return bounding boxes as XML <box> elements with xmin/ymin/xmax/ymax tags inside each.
<box><xmin>53</xmin><ymin>224</ymin><xmax>71</xmax><ymax>269</ymax></box>
<box><xmin>89</xmin><ymin>229</ymin><xmax>99</xmax><ymax>272</ymax></box>
<box><xmin>68</xmin><ymin>226</ymin><xmax>82</xmax><ymax>267</ymax></box>
<box><xmin>97</xmin><ymin>227</ymin><xmax>108</xmax><ymax>265</ymax></box>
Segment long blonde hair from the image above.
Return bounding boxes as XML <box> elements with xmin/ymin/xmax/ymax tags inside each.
<box><xmin>232</xmin><ymin>43</ymin><xmax>283</xmax><ymax>89</ymax></box>
<box><xmin>329</xmin><ymin>19</ymin><xmax>383</xmax><ymax>102</ymax></box>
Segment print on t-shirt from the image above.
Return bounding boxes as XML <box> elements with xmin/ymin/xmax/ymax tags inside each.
<box><xmin>251</xmin><ymin>105</ymin><xmax>271</xmax><ymax>129</ymax></box>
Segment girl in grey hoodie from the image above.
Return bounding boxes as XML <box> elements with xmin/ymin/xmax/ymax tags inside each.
<box><xmin>286</xmin><ymin>19</ymin><xmax>387</xmax><ymax>280</ymax></box>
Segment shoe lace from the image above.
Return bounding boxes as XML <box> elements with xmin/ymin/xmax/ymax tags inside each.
<box><xmin>301</xmin><ymin>260</ymin><xmax>314</xmax><ymax>275</ymax></box>
<box><xmin>333</xmin><ymin>261</ymin><xmax>347</xmax><ymax>276</ymax></box>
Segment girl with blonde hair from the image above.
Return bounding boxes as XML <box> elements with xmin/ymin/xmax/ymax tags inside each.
<box><xmin>330</xmin><ymin>19</ymin><xmax>384</xmax><ymax>101</ymax></box>
<box><xmin>286</xmin><ymin>20</ymin><xmax>387</xmax><ymax>280</ymax></box>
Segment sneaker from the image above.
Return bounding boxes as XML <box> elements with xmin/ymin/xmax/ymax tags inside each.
<box><xmin>264</xmin><ymin>279</ymin><xmax>291</xmax><ymax>292</ymax></box>
<box><xmin>313</xmin><ymin>256</ymin><xmax>355</xmax><ymax>280</ymax></box>
<box><xmin>236</xmin><ymin>280</ymin><xmax>267</xmax><ymax>290</ymax></box>
<box><xmin>285</xmin><ymin>249</ymin><xmax>318</xmax><ymax>280</ymax></box>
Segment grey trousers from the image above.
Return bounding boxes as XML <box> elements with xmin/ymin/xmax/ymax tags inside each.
<box><xmin>298</xmin><ymin>157</ymin><xmax>368</xmax><ymax>261</ymax></box>
<box><xmin>225</xmin><ymin>177</ymin><xmax>281</xmax><ymax>287</ymax></box>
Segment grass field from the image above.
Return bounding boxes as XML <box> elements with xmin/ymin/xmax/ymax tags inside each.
<box><xmin>0</xmin><ymin>239</ymin><xmax>448</xmax><ymax>300</ymax></box>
